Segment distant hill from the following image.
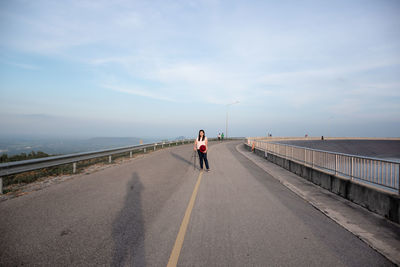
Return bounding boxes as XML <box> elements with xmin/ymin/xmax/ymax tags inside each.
<box><xmin>0</xmin><ymin>136</ymin><xmax>160</xmax><ymax>156</ymax></box>
<box><xmin>86</xmin><ymin>137</ymin><xmax>143</xmax><ymax>147</ymax></box>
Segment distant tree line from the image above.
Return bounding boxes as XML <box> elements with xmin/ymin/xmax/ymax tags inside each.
<box><xmin>0</xmin><ymin>151</ymin><xmax>50</xmax><ymax>163</ymax></box>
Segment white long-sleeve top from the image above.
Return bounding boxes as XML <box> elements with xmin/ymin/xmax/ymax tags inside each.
<box><xmin>195</xmin><ymin>137</ymin><xmax>207</xmax><ymax>149</ymax></box>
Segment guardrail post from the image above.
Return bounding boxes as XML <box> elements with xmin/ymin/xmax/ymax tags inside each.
<box><xmin>312</xmin><ymin>150</ymin><xmax>314</xmax><ymax>168</ymax></box>
<box><xmin>154</xmin><ymin>145</ymin><xmax>156</xmax><ymax>151</ymax></box>
<box><xmin>144</xmin><ymin>148</ymin><xmax>146</xmax><ymax>153</ymax></box>
<box><xmin>162</xmin><ymin>143</ymin><xmax>164</xmax><ymax>148</ymax></box>
<box><xmin>73</xmin><ymin>162</ymin><xmax>77</xmax><ymax>174</ymax></box>
<box><xmin>335</xmin><ymin>154</ymin><xmax>338</xmax><ymax>176</ymax></box>
<box><xmin>130</xmin><ymin>151</ymin><xmax>132</xmax><ymax>158</ymax></box>
<box><xmin>397</xmin><ymin>164</ymin><xmax>400</xmax><ymax>195</ymax></box>
<box><xmin>351</xmin><ymin>157</ymin><xmax>354</xmax><ymax>180</ymax></box>
<box><xmin>0</xmin><ymin>177</ymin><xmax>3</xmax><ymax>195</ymax></box>
<box><xmin>109</xmin><ymin>155</ymin><xmax>112</xmax><ymax>163</ymax></box>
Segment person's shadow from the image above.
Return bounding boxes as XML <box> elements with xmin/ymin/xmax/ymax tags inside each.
<box><xmin>111</xmin><ymin>172</ymin><xmax>145</xmax><ymax>266</ymax></box>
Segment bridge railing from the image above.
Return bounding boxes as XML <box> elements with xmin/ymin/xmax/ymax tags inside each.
<box><xmin>247</xmin><ymin>138</ymin><xmax>400</xmax><ymax>194</ymax></box>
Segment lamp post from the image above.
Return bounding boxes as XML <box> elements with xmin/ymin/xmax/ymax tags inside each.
<box><xmin>226</xmin><ymin>101</ymin><xmax>239</xmax><ymax>139</ymax></box>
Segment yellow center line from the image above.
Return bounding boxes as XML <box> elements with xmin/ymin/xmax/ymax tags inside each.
<box><xmin>167</xmin><ymin>170</ymin><xmax>204</xmax><ymax>267</ymax></box>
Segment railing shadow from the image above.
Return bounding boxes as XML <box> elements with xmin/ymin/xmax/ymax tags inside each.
<box><xmin>111</xmin><ymin>172</ymin><xmax>145</xmax><ymax>266</ymax></box>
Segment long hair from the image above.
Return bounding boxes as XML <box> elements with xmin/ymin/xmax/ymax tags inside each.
<box><xmin>198</xmin><ymin>129</ymin><xmax>205</xmax><ymax>141</ymax></box>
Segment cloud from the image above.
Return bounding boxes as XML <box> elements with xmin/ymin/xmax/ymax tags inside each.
<box><xmin>89</xmin><ymin>57</ymin><xmax>127</xmax><ymax>66</ymax></box>
<box><xmin>92</xmin><ymin>55</ymin><xmax>400</xmax><ymax>111</ymax></box>
<box><xmin>1</xmin><ymin>60</ymin><xmax>40</xmax><ymax>70</ymax></box>
<box><xmin>257</xmin><ymin>59</ymin><xmax>400</xmax><ymax>85</ymax></box>
<box><xmin>349</xmin><ymin>82</ymin><xmax>400</xmax><ymax>97</ymax></box>
<box><xmin>1</xmin><ymin>0</ymin><xmax>399</xmax><ymax>137</ymax></box>
<box><xmin>0</xmin><ymin>1</ymin><xmax>146</xmax><ymax>54</ymax></box>
<box><xmin>101</xmin><ymin>84</ymin><xmax>176</xmax><ymax>102</ymax></box>
<box><xmin>252</xmin><ymin>59</ymin><xmax>400</xmax><ymax>109</ymax></box>
<box><xmin>93</xmin><ymin>58</ymin><xmax>251</xmax><ymax>105</ymax></box>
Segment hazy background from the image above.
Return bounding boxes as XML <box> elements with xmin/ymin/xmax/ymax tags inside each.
<box><xmin>1</xmin><ymin>0</ymin><xmax>400</xmax><ymax>144</ymax></box>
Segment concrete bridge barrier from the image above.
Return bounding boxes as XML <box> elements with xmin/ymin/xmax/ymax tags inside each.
<box><xmin>246</xmin><ymin>143</ymin><xmax>400</xmax><ymax>224</ymax></box>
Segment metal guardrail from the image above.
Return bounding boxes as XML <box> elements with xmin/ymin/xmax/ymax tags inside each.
<box><xmin>0</xmin><ymin>139</ymin><xmax>199</xmax><ymax>194</ymax></box>
<box><xmin>247</xmin><ymin>138</ymin><xmax>400</xmax><ymax>194</ymax></box>
<box><xmin>0</xmin><ymin>138</ymin><xmax>241</xmax><ymax>194</ymax></box>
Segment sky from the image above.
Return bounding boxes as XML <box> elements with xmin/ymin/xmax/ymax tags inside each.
<box><xmin>0</xmin><ymin>0</ymin><xmax>399</xmax><ymax>139</ymax></box>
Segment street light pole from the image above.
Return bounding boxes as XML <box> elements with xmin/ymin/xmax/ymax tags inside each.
<box><xmin>225</xmin><ymin>101</ymin><xmax>239</xmax><ymax>139</ymax></box>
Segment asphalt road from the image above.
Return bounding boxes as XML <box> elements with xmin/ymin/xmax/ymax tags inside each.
<box><xmin>0</xmin><ymin>141</ymin><xmax>394</xmax><ymax>266</ymax></box>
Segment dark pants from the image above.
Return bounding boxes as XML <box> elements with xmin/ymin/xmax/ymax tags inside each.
<box><xmin>197</xmin><ymin>150</ymin><xmax>209</xmax><ymax>170</ymax></box>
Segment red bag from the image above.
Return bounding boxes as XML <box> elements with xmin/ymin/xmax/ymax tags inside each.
<box><xmin>199</xmin><ymin>145</ymin><xmax>206</xmax><ymax>153</ymax></box>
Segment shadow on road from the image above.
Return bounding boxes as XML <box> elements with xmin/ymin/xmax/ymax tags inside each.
<box><xmin>170</xmin><ymin>152</ymin><xmax>195</xmax><ymax>167</ymax></box>
<box><xmin>111</xmin><ymin>172</ymin><xmax>145</xmax><ymax>266</ymax></box>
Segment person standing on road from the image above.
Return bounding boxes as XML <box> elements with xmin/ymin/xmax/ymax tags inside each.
<box><xmin>194</xmin><ymin>129</ymin><xmax>210</xmax><ymax>171</ymax></box>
